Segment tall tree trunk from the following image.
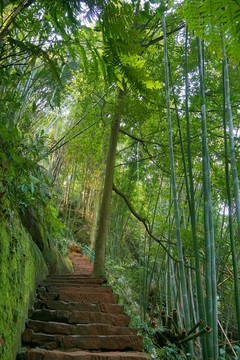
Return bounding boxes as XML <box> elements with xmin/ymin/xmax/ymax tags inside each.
<box><xmin>90</xmin><ymin>120</ymin><xmax>108</xmax><ymax>250</ymax></box>
<box><xmin>90</xmin><ymin>174</ymin><xmax>104</xmax><ymax>250</ymax></box>
<box><xmin>93</xmin><ymin>88</ymin><xmax>126</xmax><ymax>277</ymax></box>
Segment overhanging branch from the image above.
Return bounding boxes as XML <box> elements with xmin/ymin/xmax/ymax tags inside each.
<box><xmin>143</xmin><ymin>23</ymin><xmax>185</xmax><ymax>48</ymax></box>
<box><xmin>112</xmin><ymin>183</ymin><xmax>178</xmax><ymax>262</ymax></box>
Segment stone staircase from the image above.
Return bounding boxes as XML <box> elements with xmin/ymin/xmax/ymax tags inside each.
<box><xmin>17</xmin><ymin>256</ymin><xmax>149</xmax><ymax>360</ymax></box>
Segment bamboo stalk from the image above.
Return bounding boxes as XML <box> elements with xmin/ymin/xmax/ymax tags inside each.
<box><xmin>172</xmin><ymin>308</ymin><xmax>178</xmax><ymax>329</ymax></box>
<box><xmin>184</xmin><ymin>29</ymin><xmax>208</xmax><ymax>358</ymax></box>
<box><xmin>172</xmin><ymin>310</ymin><xmax>181</xmax><ymax>336</ymax></box>
<box><xmin>179</xmin><ymin>327</ymin><xmax>211</xmax><ymax>345</ymax></box>
<box><xmin>167</xmin><ymin>315</ymin><xmax>172</xmax><ymax>330</ymax></box>
<box><xmin>197</xmin><ymin>37</ymin><xmax>218</xmax><ymax>359</ymax></box>
<box><xmin>161</xmin><ymin>310</ymin><xmax>167</xmax><ymax>326</ymax></box>
<box><xmin>223</xmin><ymin>52</ymin><xmax>240</xmax><ymax>239</ymax></box>
<box><xmin>162</xmin><ymin>14</ymin><xmax>193</xmax><ymax>356</ymax></box>
<box><xmin>222</xmin><ymin>54</ymin><xmax>240</xmax><ymax>341</ymax></box>
<box><xmin>0</xmin><ymin>0</ymin><xmax>29</xmax><ymax>40</ymax></box>
<box><xmin>187</xmin><ymin>320</ymin><xmax>203</xmax><ymax>336</ymax></box>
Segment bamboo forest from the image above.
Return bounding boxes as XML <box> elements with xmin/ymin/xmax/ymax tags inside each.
<box><xmin>0</xmin><ymin>0</ymin><xmax>240</xmax><ymax>359</ymax></box>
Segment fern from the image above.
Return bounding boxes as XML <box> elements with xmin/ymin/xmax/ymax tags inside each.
<box><xmin>183</xmin><ymin>0</ymin><xmax>240</xmax><ymax>65</ymax></box>
<box><xmin>99</xmin><ymin>1</ymin><xmax>148</xmax><ymax>90</ymax></box>
<box><xmin>91</xmin><ymin>48</ymin><xmax>100</xmax><ymax>77</ymax></box>
<box><xmin>93</xmin><ymin>47</ymin><xmax>107</xmax><ymax>80</ymax></box>
<box><xmin>78</xmin><ymin>44</ymin><xmax>89</xmax><ymax>75</ymax></box>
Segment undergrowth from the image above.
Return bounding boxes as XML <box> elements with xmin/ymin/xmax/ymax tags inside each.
<box><xmin>106</xmin><ymin>260</ymin><xmax>240</xmax><ymax>360</ymax></box>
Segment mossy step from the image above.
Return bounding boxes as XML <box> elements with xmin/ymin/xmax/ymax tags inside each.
<box><xmin>34</xmin><ymin>299</ymin><xmax>125</xmax><ymax>314</ymax></box>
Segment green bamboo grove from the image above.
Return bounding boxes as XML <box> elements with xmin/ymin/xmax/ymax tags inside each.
<box><xmin>0</xmin><ymin>0</ymin><xmax>240</xmax><ymax>359</ymax></box>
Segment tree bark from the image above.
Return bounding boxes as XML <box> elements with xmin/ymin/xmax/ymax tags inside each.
<box><xmin>92</xmin><ymin>88</ymin><xmax>126</xmax><ymax>277</ymax></box>
<box><xmin>89</xmin><ymin>174</ymin><xmax>104</xmax><ymax>250</ymax></box>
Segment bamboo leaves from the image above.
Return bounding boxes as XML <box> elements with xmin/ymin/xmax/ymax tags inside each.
<box><xmin>7</xmin><ymin>37</ymin><xmax>62</xmax><ymax>86</ymax></box>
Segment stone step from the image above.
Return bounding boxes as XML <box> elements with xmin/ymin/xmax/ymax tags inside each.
<box><xmin>44</xmin><ymin>277</ymin><xmax>106</xmax><ymax>284</ymax></box>
<box><xmin>34</xmin><ymin>299</ymin><xmax>125</xmax><ymax>314</ymax></box>
<box><xmin>17</xmin><ymin>257</ymin><xmax>148</xmax><ymax>360</ymax></box>
<box><xmin>40</xmin><ymin>286</ymin><xmax>113</xmax><ymax>294</ymax></box>
<box><xmin>17</xmin><ymin>348</ymin><xmax>149</xmax><ymax>360</ymax></box>
<box><xmin>23</xmin><ymin>333</ymin><xmax>143</xmax><ymax>351</ymax></box>
<box><xmin>42</xmin><ymin>282</ymin><xmax>106</xmax><ymax>288</ymax></box>
<box><xmin>47</xmin><ymin>274</ymin><xmax>91</xmax><ymax>278</ymax></box>
<box><xmin>39</xmin><ymin>292</ymin><xmax>118</xmax><ymax>303</ymax></box>
<box><xmin>26</xmin><ymin>320</ymin><xmax>138</xmax><ymax>336</ymax></box>
<box><xmin>29</xmin><ymin>309</ymin><xmax>131</xmax><ymax>326</ymax></box>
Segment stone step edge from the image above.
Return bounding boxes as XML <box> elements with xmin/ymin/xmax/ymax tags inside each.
<box><xmin>39</xmin><ymin>292</ymin><xmax>117</xmax><ymax>298</ymax></box>
<box><xmin>38</xmin><ymin>286</ymin><xmax>113</xmax><ymax>294</ymax></box>
<box><xmin>34</xmin><ymin>300</ymin><xmax>124</xmax><ymax>313</ymax></box>
<box><xmin>29</xmin><ymin>309</ymin><xmax>128</xmax><ymax>318</ymax></box>
<box><xmin>22</xmin><ymin>333</ymin><xmax>143</xmax><ymax>351</ymax></box>
<box><xmin>43</xmin><ymin>280</ymin><xmax>106</xmax><ymax>284</ymax></box>
<box><xmin>46</xmin><ymin>275</ymin><xmax>106</xmax><ymax>279</ymax></box>
<box><xmin>45</xmin><ymin>277</ymin><xmax>107</xmax><ymax>282</ymax></box>
<box><xmin>17</xmin><ymin>348</ymin><xmax>149</xmax><ymax>360</ymax></box>
<box><xmin>28</xmin><ymin>309</ymin><xmax>131</xmax><ymax>326</ymax></box>
<box><xmin>41</xmin><ymin>283</ymin><xmax>108</xmax><ymax>288</ymax></box>
<box><xmin>38</xmin><ymin>292</ymin><xmax>118</xmax><ymax>304</ymax></box>
<box><xmin>26</xmin><ymin>319</ymin><xmax>138</xmax><ymax>335</ymax></box>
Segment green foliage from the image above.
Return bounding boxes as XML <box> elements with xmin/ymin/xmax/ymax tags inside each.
<box><xmin>107</xmin><ymin>264</ymin><xmax>190</xmax><ymax>359</ymax></box>
<box><xmin>0</xmin><ymin>216</ymin><xmax>48</xmax><ymax>360</ymax></box>
<box><xmin>106</xmin><ymin>260</ymin><xmax>141</xmax><ymax>307</ymax></box>
<box><xmin>219</xmin><ymin>346</ymin><xmax>240</xmax><ymax>360</ymax></box>
<box><xmin>0</xmin><ymin>113</ymin><xmax>67</xmax><ymax>255</ymax></box>
<box><xmin>7</xmin><ymin>38</ymin><xmax>62</xmax><ymax>85</ymax></box>
<box><xmin>183</xmin><ymin>0</ymin><xmax>240</xmax><ymax>65</ymax></box>
<box><xmin>0</xmin><ymin>0</ymin><xmax>240</xmax><ymax>358</ymax></box>
<box><xmin>99</xmin><ymin>1</ymin><xmax>162</xmax><ymax>91</ymax></box>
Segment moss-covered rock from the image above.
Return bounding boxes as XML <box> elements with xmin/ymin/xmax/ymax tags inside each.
<box><xmin>0</xmin><ymin>216</ymin><xmax>48</xmax><ymax>360</ymax></box>
<box><xmin>19</xmin><ymin>207</ymin><xmax>72</xmax><ymax>275</ymax></box>
<box><xmin>0</xmin><ymin>211</ymin><xmax>72</xmax><ymax>360</ymax></box>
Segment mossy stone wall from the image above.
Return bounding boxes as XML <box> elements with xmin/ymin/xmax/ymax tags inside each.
<box><xmin>0</xmin><ymin>215</ymin><xmax>71</xmax><ymax>360</ymax></box>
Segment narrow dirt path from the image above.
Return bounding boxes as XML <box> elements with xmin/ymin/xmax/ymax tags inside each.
<box><xmin>17</xmin><ymin>254</ymin><xmax>149</xmax><ymax>360</ymax></box>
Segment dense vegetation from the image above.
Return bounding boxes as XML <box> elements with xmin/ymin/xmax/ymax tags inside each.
<box><xmin>0</xmin><ymin>0</ymin><xmax>240</xmax><ymax>359</ymax></box>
